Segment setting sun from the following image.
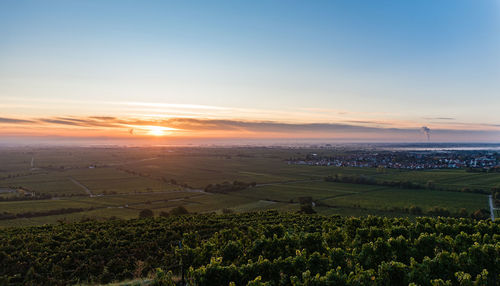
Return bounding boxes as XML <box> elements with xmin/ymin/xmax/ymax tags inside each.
<box><xmin>146</xmin><ymin>126</ymin><xmax>168</xmax><ymax>136</ymax></box>
<box><xmin>143</xmin><ymin>125</ymin><xmax>181</xmax><ymax>136</ymax></box>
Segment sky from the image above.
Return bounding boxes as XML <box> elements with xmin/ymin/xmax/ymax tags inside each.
<box><xmin>1</xmin><ymin>0</ymin><xmax>499</xmax><ymax>144</ymax></box>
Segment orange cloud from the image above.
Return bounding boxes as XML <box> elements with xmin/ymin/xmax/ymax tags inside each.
<box><xmin>0</xmin><ymin>115</ymin><xmax>499</xmax><ymax>143</ymax></box>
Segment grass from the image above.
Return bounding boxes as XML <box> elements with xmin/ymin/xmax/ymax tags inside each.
<box><xmin>322</xmin><ymin>187</ymin><xmax>486</xmax><ymax>213</ymax></box>
<box><xmin>376</xmin><ymin>169</ymin><xmax>500</xmax><ymax>190</ymax></box>
<box><xmin>67</xmin><ymin>168</ymin><xmax>181</xmax><ymax>194</ymax></box>
<box><xmin>234</xmin><ymin>181</ymin><xmax>373</xmax><ymax>202</ymax></box>
<box><xmin>0</xmin><ymin>167</ymin><xmax>180</xmax><ymax>196</ymax></box>
<box><xmin>0</xmin><ymin>208</ymin><xmax>141</xmax><ymax>228</ymax></box>
<box><xmin>232</xmin><ymin>180</ymin><xmax>487</xmax><ymax>214</ymax></box>
<box><xmin>0</xmin><ymin>199</ymin><xmax>95</xmax><ymax>214</ymax></box>
<box><xmin>0</xmin><ymin>172</ymin><xmax>83</xmax><ymax>195</ymax></box>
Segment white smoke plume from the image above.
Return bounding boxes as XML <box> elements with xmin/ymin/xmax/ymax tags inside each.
<box><xmin>420</xmin><ymin>126</ymin><xmax>431</xmax><ymax>141</ymax></box>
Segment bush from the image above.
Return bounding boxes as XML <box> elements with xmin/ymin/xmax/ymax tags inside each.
<box><xmin>427</xmin><ymin>206</ymin><xmax>450</xmax><ymax>217</ymax></box>
<box><xmin>409</xmin><ymin>205</ymin><xmax>423</xmax><ymax>215</ymax></box>
<box><xmin>471</xmin><ymin>209</ymin><xmax>490</xmax><ymax>220</ymax></box>
<box><xmin>170</xmin><ymin>206</ymin><xmax>189</xmax><ymax>216</ymax></box>
<box><xmin>298</xmin><ymin>197</ymin><xmax>316</xmax><ymax>214</ymax></box>
<box><xmin>300</xmin><ymin>204</ymin><xmax>316</xmax><ymax>214</ymax></box>
<box><xmin>138</xmin><ymin>209</ymin><xmax>154</xmax><ymax>218</ymax></box>
<box><xmin>152</xmin><ymin>268</ymin><xmax>175</xmax><ymax>286</ymax></box>
<box><xmin>458</xmin><ymin>208</ymin><xmax>469</xmax><ymax>218</ymax></box>
<box><xmin>426</xmin><ymin>180</ymin><xmax>435</xmax><ymax>189</ymax></box>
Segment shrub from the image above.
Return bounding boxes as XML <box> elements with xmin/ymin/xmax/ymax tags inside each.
<box><xmin>170</xmin><ymin>206</ymin><xmax>189</xmax><ymax>216</ymax></box>
<box><xmin>138</xmin><ymin>209</ymin><xmax>154</xmax><ymax>218</ymax></box>
<box><xmin>409</xmin><ymin>205</ymin><xmax>423</xmax><ymax>215</ymax></box>
<box><xmin>471</xmin><ymin>209</ymin><xmax>490</xmax><ymax>220</ymax></box>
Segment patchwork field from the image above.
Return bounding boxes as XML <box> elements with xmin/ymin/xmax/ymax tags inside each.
<box><xmin>0</xmin><ymin>146</ymin><xmax>498</xmax><ymax>227</ymax></box>
<box><xmin>234</xmin><ymin>181</ymin><xmax>486</xmax><ymax>213</ymax></box>
<box><xmin>376</xmin><ymin>169</ymin><xmax>500</xmax><ymax>189</ymax></box>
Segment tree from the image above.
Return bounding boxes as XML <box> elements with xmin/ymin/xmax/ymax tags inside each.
<box><xmin>300</xmin><ymin>204</ymin><xmax>316</xmax><ymax>214</ymax></box>
<box><xmin>492</xmin><ymin>186</ymin><xmax>500</xmax><ymax>200</ymax></box>
<box><xmin>427</xmin><ymin>206</ymin><xmax>450</xmax><ymax>217</ymax></box>
<box><xmin>170</xmin><ymin>206</ymin><xmax>189</xmax><ymax>216</ymax></box>
<box><xmin>426</xmin><ymin>180</ymin><xmax>435</xmax><ymax>190</ymax></box>
<box><xmin>299</xmin><ymin>197</ymin><xmax>316</xmax><ymax>214</ymax></box>
<box><xmin>139</xmin><ymin>209</ymin><xmax>154</xmax><ymax>218</ymax></box>
<box><xmin>471</xmin><ymin>209</ymin><xmax>489</xmax><ymax>220</ymax></box>
<box><xmin>409</xmin><ymin>205</ymin><xmax>423</xmax><ymax>215</ymax></box>
<box><xmin>458</xmin><ymin>208</ymin><xmax>468</xmax><ymax>218</ymax></box>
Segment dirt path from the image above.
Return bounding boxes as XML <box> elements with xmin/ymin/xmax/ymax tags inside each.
<box><xmin>489</xmin><ymin>195</ymin><xmax>496</xmax><ymax>221</ymax></box>
<box><xmin>69</xmin><ymin>177</ymin><xmax>94</xmax><ymax>197</ymax></box>
<box><xmin>95</xmin><ymin>189</ymin><xmax>210</xmax><ymax>197</ymax></box>
<box><xmin>109</xmin><ymin>157</ymin><xmax>160</xmax><ymax>166</ymax></box>
<box><xmin>256</xmin><ymin>179</ymin><xmax>323</xmax><ymax>187</ymax></box>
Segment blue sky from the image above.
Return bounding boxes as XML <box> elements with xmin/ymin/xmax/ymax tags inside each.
<box><xmin>0</xmin><ymin>0</ymin><xmax>499</xmax><ymax>142</ymax></box>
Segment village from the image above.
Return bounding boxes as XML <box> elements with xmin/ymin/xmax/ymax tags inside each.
<box><xmin>288</xmin><ymin>150</ymin><xmax>500</xmax><ymax>170</ymax></box>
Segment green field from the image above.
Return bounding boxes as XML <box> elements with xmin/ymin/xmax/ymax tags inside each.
<box><xmin>376</xmin><ymin>169</ymin><xmax>500</xmax><ymax>189</ymax></box>
<box><xmin>234</xmin><ymin>181</ymin><xmax>486</xmax><ymax>213</ymax></box>
<box><xmin>0</xmin><ymin>146</ymin><xmax>498</xmax><ymax>227</ymax></box>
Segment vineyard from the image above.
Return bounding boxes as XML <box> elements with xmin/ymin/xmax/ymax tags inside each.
<box><xmin>1</xmin><ymin>147</ymin><xmax>498</xmax><ymax>227</ymax></box>
<box><xmin>0</xmin><ymin>212</ymin><xmax>498</xmax><ymax>285</ymax></box>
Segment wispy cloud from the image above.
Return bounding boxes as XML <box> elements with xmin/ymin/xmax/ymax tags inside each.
<box><xmin>0</xmin><ymin>117</ymin><xmax>35</xmax><ymax>124</ymax></box>
<box><xmin>119</xmin><ymin>102</ymin><xmax>231</xmax><ymax>110</ymax></box>
<box><xmin>342</xmin><ymin>120</ymin><xmax>393</xmax><ymax>125</ymax></box>
<box><xmin>1</xmin><ymin>115</ymin><xmax>499</xmax><ymax>143</ymax></box>
<box><xmin>423</xmin><ymin>117</ymin><xmax>455</xmax><ymax>120</ymax></box>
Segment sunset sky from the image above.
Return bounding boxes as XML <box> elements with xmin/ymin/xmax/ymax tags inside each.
<box><xmin>1</xmin><ymin>0</ymin><xmax>499</xmax><ymax>144</ymax></box>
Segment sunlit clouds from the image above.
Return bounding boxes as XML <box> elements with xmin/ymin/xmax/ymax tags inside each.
<box><xmin>1</xmin><ymin>111</ymin><xmax>500</xmax><ymax>143</ymax></box>
<box><xmin>1</xmin><ymin>97</ymin><xmax>499</xmax><ymax>143</ymax></box>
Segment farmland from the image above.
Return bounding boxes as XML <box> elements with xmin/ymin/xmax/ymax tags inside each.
<box><xmin>0</xmin><ymin>146</ymin><xmax>499</xmax><ymax>227</ymax></box>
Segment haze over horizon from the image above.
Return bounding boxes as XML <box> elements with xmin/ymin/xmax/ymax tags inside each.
<box><xmin>1</xmin><ymin>0</ymin><xmax>499</xmax><ymax>144</ymax></box>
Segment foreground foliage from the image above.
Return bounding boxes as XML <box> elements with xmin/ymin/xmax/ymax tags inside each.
<box><xmin>0</xmin><ymin>212</ymin><xmax>498</xmax><ymax>285</ymax></box>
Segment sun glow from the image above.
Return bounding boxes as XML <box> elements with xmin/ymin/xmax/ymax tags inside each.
<box><xmin>146</xmin><ymin>126</ymin><xmax>173</xmax><ymax>136</ymax></box>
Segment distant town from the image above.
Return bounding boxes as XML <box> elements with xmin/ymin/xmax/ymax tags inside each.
<box><xmin>287</xmin><ymin>150</ymin><xmax>500</xmax><ymax>170</ymax></box>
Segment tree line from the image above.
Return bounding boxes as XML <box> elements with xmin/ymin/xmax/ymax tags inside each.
<box><xmin>0</xmin><ymin>207</ymin><xmax>95</xmax><ymax>221</ymax></box>
<box><xmin>324</xmin><ymin>174</ymin><xmax>492</xmax><ymax>195</ymax></box>
<box><xmin>204</xmin><ymin>181</ymin><xmax>256</xmax><ymax>194</ymax></box>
